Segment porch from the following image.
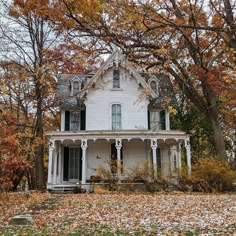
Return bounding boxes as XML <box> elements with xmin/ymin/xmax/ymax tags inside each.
<box><xmin>46</xmin><ymin>130</ymin><xmax>191</xmax><ymax>191</ymax></box>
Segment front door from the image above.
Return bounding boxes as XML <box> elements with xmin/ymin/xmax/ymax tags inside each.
<box><xmin>63</xmin><ymin>147</ymin><xmax>82</xmax><ymax>182</ymax></box>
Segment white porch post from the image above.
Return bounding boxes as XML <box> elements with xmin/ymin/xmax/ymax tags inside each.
<box><xmin>177</xmin><ymin>142</ymin><xmax>182</xmax><ymax>170</ymax></box>
<box><xmin>53</xmin><ymin>142</ymin><xmax>58</xmax><ymax>184</ymax></box>
<box><xmin>151</xmin><ymin>138</ymin><xmax>158</xmax><ymax>178</ymax></box>
<box><xmin>81</xmin><ymin>140</ymin><xmax>87</xmax><ymax>185</ymax></box>
<box><xmin>115</xmin><ymin>139</ymin><xmax>122</xmax><ymax>182</ymax></box>
<box><xmin>185</xmin><ymin>138</ymin><xmax>191</xmax><ymax>175</ymax></box>
<box><xmin>48</xmin><ymin>140</ymin><xmax>54</xmax><ymax>184</ymax></box>
<box><xmin>58</xmin><ymin>144</ymin><xmax>62</xmax><ymax>183</ymax></box>
<box><xmin>170</xmin><ymin>145</ymin><xmax>177</xmax><ymax>172</ymax></box>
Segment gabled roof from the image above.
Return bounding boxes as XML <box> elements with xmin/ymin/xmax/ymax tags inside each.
<box><xmin>55</xmin><ymin>51</ymin><xmax>176</xmax><ymax>109</ymax></box>
<box><xmin>79</xmin><ymin>49</ymin><xmax>156</xmax><ymax>99</ymax></box>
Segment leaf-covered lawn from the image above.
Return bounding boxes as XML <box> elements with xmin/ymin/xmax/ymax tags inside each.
<box><xmin>0</xmin><ymin>192</ymin><xmax>235</xmax><ymax>235</ymax></box>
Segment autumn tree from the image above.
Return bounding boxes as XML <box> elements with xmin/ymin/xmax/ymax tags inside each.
<box><xmin>50</xmin><ymin>0</ymin><xmax>235</xmax><ymax>159</ymax></box>
<box><xmin>0</xmin><ymin>0</ymin><xmax>101</xmax><ymax>189</ymax></box>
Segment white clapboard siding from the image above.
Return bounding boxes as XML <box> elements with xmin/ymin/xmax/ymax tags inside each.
<box><xmin>161</xmin><ymin>146</ymin><xmax>171</xmax><ymax>177</ymax></box>
<box><xmin>85</xmin><ymin>68</ymin><xmax>149</xmax><ymax>131</ymax></box>
<box><xmin>122</xmin><ymin>140</ymin><xmax>148</xmax><ymax>170</ymax></box>
<box><xmin>86</xmin><ymin>140</ymin><xmax>111</xmax><ymax>179</ymax></box>
<box><xmin>86</xmin><ymin>139</ymin><xmax>148</xmax><ymax>179</ymax></box>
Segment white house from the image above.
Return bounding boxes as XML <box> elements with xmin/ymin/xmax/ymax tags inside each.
<box><xmin>46</xmin><ymin>50</ymin><xmax>191</xmax><ymax>191</ymax></box>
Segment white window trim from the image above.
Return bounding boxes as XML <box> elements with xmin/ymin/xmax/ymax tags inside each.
<box><xmin>110</xmin><ymin>103</ymin><xmax>122</xmax><ymax>130</ymax></box>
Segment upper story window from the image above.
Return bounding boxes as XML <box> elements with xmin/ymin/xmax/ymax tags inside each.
<box><xmin>113</xmin><ymin>69</ymin><xmax>120</xmax><ymax>88</ymax></box>
<box><xmin>149</xmin><ymin>76</ymin><xmax>159</xmax><ymax>96</ymax></box>
<box><xmin>65</xmin><ymin>110</ymin><xmax>86</xmax><ymax>131</ymax></box>
<box><xmin>71</xmin><ymin>76</ymin><xmax>83</xmax><ymax>96</ymax></box>
<box><xmin>112</xmin><ymin>104</ymin><xmax>121</xmax><ymax>130</ymax></box>
<box><xmin>150</xmin><ymin>81</ymin><xmax>157</xmax><ymax>94</ymax></box>
<box><xmin>70</xmin><ymin>111</ymin><xmax>80</xmax><ymax>131</ymax></box>
<box><xmin>149</xmin><ymin>110</ymin><xmax>166</xmax><ymax>131</ymax></box>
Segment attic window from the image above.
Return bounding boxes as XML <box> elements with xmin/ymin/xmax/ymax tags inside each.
<box><xmin>150</xmin><ymin>81</ymin><xmax>157</xmax><ymax>93</ymax></box>
<box><xmin>113</xmin><ymin>69</ymin><xmax>120</xmax><ymax>88</ymax></box>
<box><xmin>149</xmin><ymin>80</ymin><xmax>160</xmax><ymax>96</ymax></box>
<box><xmin>71</xmin><ymin>79</ymin><xmax>81</xmax><ymax>96</ymax></box>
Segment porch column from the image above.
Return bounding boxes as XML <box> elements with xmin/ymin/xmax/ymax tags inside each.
<box><xmin>48</xmin><ymin>140</ymin><xmax>54</xmax><ymax>184</ymax></box>
<box><xmin>58</xmin><ymin>144</ymin><xmax>62</xmax><ymax>183</ymax></box>
<box><xmin>177</xmin><ymin>142</ymin><xmax>182</xmax><ymax>170</ymax></box>
<box><xmin>81</xmin><ymin>140</ymin><xmax>87</xmax><ymax>185</ymax></box>
<box><xmin>185</xmin><ymin>138</ymin><xmax>191</xmax><ymax>175</ymax></box>
<box><xmin>53</xmin><ymin>142</ymin><xmax>58</xmax><ymax>184</ymax></box>
<box><xmin>151</xmin><ymin>138</ymin><xmax>158</xmax><ymax>178</ymax></box>
<box><xmin>115</xmin><ymin>139</ymin><xmax>122</xmax><ymax>182</ymax></box>
<box><xmin>170</xmin><ymin>145</ymin><xmax>177</xmax><ymax>172</ymax></box>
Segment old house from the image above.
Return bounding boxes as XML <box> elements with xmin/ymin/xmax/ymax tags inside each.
<box><xmin>47</xmin><ymin>50</ymin><xmax>191</xmax><ymax>191</ymax></box>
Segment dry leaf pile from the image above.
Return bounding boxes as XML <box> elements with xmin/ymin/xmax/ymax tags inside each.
<box><xmin>0</xmin><ymin>192</ymin><xmax>235</xmax><ymax>235</ymax></box>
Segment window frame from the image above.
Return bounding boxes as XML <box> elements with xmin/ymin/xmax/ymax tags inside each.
<box><xmin>111</xmin><ymin>104</ymin><xmax>122</xmax><ymax>130</ymax></box>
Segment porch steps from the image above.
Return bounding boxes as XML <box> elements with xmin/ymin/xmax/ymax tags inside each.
<box><xmin>47</xmin><ymin>185</ymin><xmax>76</xmax><ymax>192</ymax></box>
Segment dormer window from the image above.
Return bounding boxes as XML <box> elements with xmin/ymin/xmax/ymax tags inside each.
<box><xmin>150</xmin><ymin>81</ymin><xmax>157</xmax><ymax>94</ymax></box>
<box><xmin>73</xmin><ymin>81</ymin><xmax>80</xmax><ymax>91</ymax></box>
<box><xmin>149</xmin><ymin>76</ymin><xmax>159</xmax><ymax>96</ymax></box>
<box><xmin>70</xmin><ymin>76</ymin><xmax>82</xmax><ymax>96</ymax></box>
<box><xmin>113</xmin><ymin>69</ymin><xmax>120</xmax><ymax>88</ymax></box>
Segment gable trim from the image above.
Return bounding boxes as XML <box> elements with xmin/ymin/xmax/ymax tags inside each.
<box><xmin>79</xmin><ymin>50</ymin><xmax>156</xmax><ymax>99</ymax></box>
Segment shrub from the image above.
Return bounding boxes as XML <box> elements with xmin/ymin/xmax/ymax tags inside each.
<box><xmin>96</xmin><ymin>163</ymin><xmax>119</xmax><ymax>191</ymax></box>
<box><xmin>178</xmin><ymin>157</ymin><xmax>236</xmax><ymax>192</ymax></box>
<box><xmin>126</xmin><ymin>160</ymin><xmax>169</xmax><ymax>192</ymax></box>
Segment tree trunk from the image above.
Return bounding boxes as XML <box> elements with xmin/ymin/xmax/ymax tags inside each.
<box><xmin>34</xmin><ymin>85</ymin><xmax>45</xmax><ymax>190</ymax></box>
<box><xmin>207</xmin><ymin>110</ymin><xmax>226</xmax><ymax>159</ymax></box>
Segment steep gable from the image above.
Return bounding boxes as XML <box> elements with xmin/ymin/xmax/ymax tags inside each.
<box><xmin>55</xmin><ymin>50</ymin><xmax>176</xmax><ymax>110</ymax></box>
<box><xmin>80</xmin><ymin>49</ymin><xmax>155</xmax><ymax>100</ymax></box>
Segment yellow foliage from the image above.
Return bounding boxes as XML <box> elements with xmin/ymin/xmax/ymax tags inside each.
<box><xmin>168</xmin><ymin>106</ymin><xmax>177</xmax><ymax>115</ymax></box>
<box><xmin>94</xmin><ymin>186</ymin><xmax>110</xmax><ymax>194</ymax></box>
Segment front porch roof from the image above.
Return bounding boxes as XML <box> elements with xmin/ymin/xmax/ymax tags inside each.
<box><xmin>46</xmin><ymin>130</ymin><xmax>190</xmax><ymax>142</ymax></box>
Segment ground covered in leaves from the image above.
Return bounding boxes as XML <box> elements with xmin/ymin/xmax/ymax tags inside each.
<box><xmin>0</xmin><ymin>192</ymin><xmax>235</xmax><ymax>235</ymax></box>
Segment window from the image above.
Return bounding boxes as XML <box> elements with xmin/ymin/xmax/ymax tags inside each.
<box><xmin>65</xmin><ymin>110</ymin><xmax>85</xmax><ymax>131</ymax></box>
<box><xmin>113</xmin><ymin>69</ymin><xmax>120</xmax><ymax>88</ymax></box>
<box><xmin>112</xmin><ymin>104</ymin><xmax>121</xmax><ymax>130</ymax></box>
<box><xmin>150</xmin><ymin>81</ymin><xmax>157</xmax><ymax>94</ymax></box>
<box><xmin>72</xmin><ymin>81</ymin><xmax>81</xmax><ymax>96</ymax></box>
<box><xmin>159</xmin><ymin>110</ymin><xmax>166</xmax><ymax>130</ymax></box>
<box><xmin>149</xmin><ymin>79</ymin><xmax>159</xmax><ymax>96</ymax></box>
<box><xmin>70</xmin><ymin>111</ymin><xmax>80</xmax><ymax>131</ymax></box>
<box><xmin>150</xmin><ymin>111</ymin><xmax>159</xmax><ymax>131</ymax></box>
<box><xmin>69</xmin><ymin>148</ymin><xmax>80</xmax><ymax>179</ymax></box>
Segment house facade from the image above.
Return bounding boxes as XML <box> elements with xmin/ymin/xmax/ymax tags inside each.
<box><xmin>47</xmin><ymin>50</ymin><xmax>191</xmax><ymax>191</ymax></box>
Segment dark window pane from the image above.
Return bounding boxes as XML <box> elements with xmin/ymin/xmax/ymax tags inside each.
<box><xmin>113</xmin><ymin>69</ymin><xmax>120</xmax><ymax>88</ymax></box>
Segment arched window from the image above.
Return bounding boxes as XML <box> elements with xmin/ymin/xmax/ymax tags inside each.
<box><xmin>112</xmin><ymin>104</ymin><xmax>121</xmax><ymax>130</ymax></box>
<box><xmin>150</xmin><ymin>80</ymin><xmax>158</xmax><ymax>95</ymax></box>
<box><xmin>113</xmin><ymin>69</ymin><xmax>120</xmax><ymax>88</ymax></box>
